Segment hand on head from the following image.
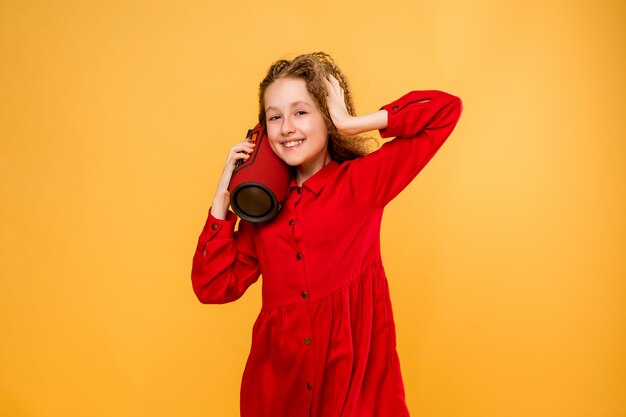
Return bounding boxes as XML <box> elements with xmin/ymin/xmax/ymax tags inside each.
<box><xmin>323</xmin><ymin>74</ymin><xmax>352</xmax><ymax>135</ymax></box>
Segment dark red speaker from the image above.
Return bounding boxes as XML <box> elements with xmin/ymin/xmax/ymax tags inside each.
<box><xmin>228</xmin><ymin>124</ymin><xmax>291</xmax><ymax>222</ymax></box>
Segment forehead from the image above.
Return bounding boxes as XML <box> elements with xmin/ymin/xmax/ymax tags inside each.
<box><xmin>264</xmin><ymin>77</ymin><xmax>316</xmax><ymax>109</ymax></box>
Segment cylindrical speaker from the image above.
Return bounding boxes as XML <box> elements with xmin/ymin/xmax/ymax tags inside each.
<box><xmin>228</xmin><ymin>123</ymin><xmax>291</xmax><ymax>223</ymax></box>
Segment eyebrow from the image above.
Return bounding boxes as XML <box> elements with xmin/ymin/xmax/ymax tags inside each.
<box><xmin>265</xmin><ymin>101</ymin><xmax>312</xmax><ymax>112</ymax></box>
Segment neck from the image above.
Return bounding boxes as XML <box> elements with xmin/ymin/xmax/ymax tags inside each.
<box><xmin>296</xmin><ymin>151</ymin><xmax>332</xmax><ymax>186</ymax></box>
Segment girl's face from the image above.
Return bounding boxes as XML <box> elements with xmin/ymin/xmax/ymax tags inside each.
<box><xmin>264</xmin><ymin>77</ymin><xmax>329</xmax><ymax>171</ymax></box>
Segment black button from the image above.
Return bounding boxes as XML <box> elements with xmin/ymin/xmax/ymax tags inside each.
<box><xmin>307</xmin><ymin>382</ymin><xmax>312</xmax><ymax>390</ymax></box>
<box><xmin>211</xmin><ymin>223</ymin><xmax>218</xmax><ymax>230</ymax></box>
<box><xmin>296</xmin><ymin>253</ymin><xmax>302</xmax><ymax>260</ymax></box>
<box><xmin>289</xmin><ymin>219</ymin><xmax>295</xmax><ymax>226</ymax></box>
<box><xmin>301</xmin><ymin>290</ymin><xmax>308</xmax><ymax>298</ymax></box>
<box><xmin>391</xmin><ymin>105</ymin><xmax>398</xmax><ymax>110</ymax></box>
<box><xmin>297</xmin><ymin>187</ymin><xmax>302</xmax><ymax>194</ymax></box>
<box><xmin>304</xmin><ymin>337</ymin><xmax>311</xmax><ymax>345</ymax></box>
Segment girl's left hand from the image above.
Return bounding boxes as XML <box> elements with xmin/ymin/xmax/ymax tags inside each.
<box><xmin>324</xmin><ymin>74</ymin><xmax>353</xmax><ymax>135</ymax></box>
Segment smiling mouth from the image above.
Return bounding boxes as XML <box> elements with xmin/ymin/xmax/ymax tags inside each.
<box><xmin>282</xmin><ymin>139</ymin><xmax>305</xmax><ymax>148</ymax></box>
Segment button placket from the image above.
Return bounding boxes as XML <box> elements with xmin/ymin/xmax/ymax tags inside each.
<box><xmin>290</xmin><ymin>186</ymin><xmax>303</xmax><ymax>262</ymax></box>
<box><xmin>289</xmin><ymin>183</ymin><xmax>314</xmax><ymax>401</ymax></box>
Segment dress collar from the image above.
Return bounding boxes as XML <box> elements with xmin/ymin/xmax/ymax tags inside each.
<box><xmin>288</xmin><ymin>160</ymin><xmax>341</xmax><ymax>196</ymax></box>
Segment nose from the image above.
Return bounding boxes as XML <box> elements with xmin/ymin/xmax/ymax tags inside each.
<box><xmin>281</xmin><ymin>116</ymin><xmax>295</xmax><ymax>136</ymax></box>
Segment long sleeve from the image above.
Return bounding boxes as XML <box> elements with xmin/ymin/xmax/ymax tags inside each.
<box><xmin>191</xmin><ymin>209</ymin><xmax>261</xmax><ymax>304</ymax></box>
<box><xmin>346</xmin><ymin>90</ymin><xmax>463</xmax><ymax>207</ymax></box>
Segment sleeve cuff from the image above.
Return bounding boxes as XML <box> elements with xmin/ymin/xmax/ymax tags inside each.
<box><xmin>202</xmin><ymin>208</ymin><xmax>238</xmax><ymax>239</ymax></box>
<box><xmin>378</xmin><ymin>90</ymin><xmax>441</xmax><ymax>139</ymax></box>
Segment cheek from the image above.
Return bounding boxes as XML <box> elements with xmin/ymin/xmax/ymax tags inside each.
<box><xmin>312</xmin><ymin>116</ymin><xmax>328</xmax><ymax>139</ymax></box>
<box><xmin>312</xmin><ymin>123</ymin><xmax>329</xmax><ymax>149</ymax></box>
<box><xmin>267</xmin><ymin>139</ymin><xmax>280</xmax><ymax>156</ymax></box>
<box><xmin>265</xmin><ymin>127</ymin><xmax>280</xmax><ymax>154</ymax></box>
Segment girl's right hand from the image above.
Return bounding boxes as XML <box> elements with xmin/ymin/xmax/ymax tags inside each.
<box><xmin>210</xmin><ymin>139</ymin><xmax>256</xmax><ymax>220</ymax></box>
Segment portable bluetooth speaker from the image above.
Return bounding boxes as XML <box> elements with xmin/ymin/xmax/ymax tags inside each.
<box><xmin>228</xmin><ymin>123</ymin><xmax>291</xmax><ymax>223</ymax></box>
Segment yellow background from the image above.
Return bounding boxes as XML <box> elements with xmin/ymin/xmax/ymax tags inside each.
<box><xmin>1</xmin><ymin>0</ymin><xmax>624</xmax><ymax>416</ymax></box>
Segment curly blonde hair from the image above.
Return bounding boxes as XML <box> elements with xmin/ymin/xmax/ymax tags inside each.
<box><xmin>258</xmin><ymin>52</ymin><xmax>378</xmax><ymax>163</ymax></box>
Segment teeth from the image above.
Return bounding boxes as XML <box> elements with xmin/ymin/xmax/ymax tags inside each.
<box><xmin>283</xmin><ymin>139</ymin><xmax>304</xmax><ymax>148</ymax></box>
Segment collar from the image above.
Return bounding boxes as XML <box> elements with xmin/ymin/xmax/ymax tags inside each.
<box><xmin>288</xmin><ymin>160</ymin><xmax>341</xmax><ymax>196</ymax></box>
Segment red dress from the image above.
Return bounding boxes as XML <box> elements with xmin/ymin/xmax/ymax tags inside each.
<box><xmin>191</xmin><ymin>90</ymin><xmax>463</xmax><ymax>417</ymax></box>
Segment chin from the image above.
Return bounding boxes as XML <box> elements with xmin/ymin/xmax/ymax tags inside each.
<box><xmin>269</xmin><ymin>144</ymin><xmax>299</xmax><ymax>166</ymax></box>
<box><xmin>278</xmin><ymin>153</ymin><xmax>305</xmax><ymax>167</ymax></box>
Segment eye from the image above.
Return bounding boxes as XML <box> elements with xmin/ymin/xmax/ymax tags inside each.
<box><xmin>295</xmin><ymin>111</ymin><xmax>307</xmax><ymax>116</ymax></box>
<box><xmin>268</xmin><ymin>115</ymin><xmax>281</xmax><ymax>121</ymax></box>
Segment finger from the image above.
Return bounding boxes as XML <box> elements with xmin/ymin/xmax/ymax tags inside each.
<box><xmin>231</xmin><ymin>143</ymin><xmax>255</xmax><ymax>154</ymax></box>
<box><xmin>332</xmin><ymin>76</ymin><xmax>344</xmax><ymax>96</ymax></box>
<box><xmin>322</xmin><ymin>76</ymin><xmax>334</xmax><ymax>93</ymax></box>
<box><xmin>329</xmin><ymin>75</ymin><xmax>344</xmax><ymax>96</ymax></box>
<box><xmin>234</xmin><ymin>151</ymin><xmax>250</xmax><ymax>160</ymax></box>
<box><xmin>224</xmin><ymin>148</ymin><xmax>247</xmax><ymax>166</ymax></box>
<box><xmin>227</xmin><ymin>151</ymin><xmax>250</xmax><ymax>168</ymax></box>
<box><xmin>329</xmin><ymin>76</ymin><xmax>340</xmax><ymax>95</ymax></box>
<box><xmin>227</xmin><ymin>147</ymin><xmax>250</xmax><ymax>164</ymax></box>
<box><xmin>238</xmin><ymin>139</ymin><xmax>255</xmax><ymax>147</ymax></box>
<box><xmin>324</xmin><ymin>74</ymin><xmax>338</xmax><ymax>89</ymax></box>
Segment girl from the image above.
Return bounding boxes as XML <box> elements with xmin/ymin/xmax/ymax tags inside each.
<box><xmin>192</xmin><ymin>52</ymin><xmax>463</xmax><ymax>417</ymax></box>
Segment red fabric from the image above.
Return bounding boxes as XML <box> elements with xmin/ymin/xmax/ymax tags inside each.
<box><xmin>191</xmin><ymin>90</ymin><xmax>463</xmax><ymax>417</ymax></box>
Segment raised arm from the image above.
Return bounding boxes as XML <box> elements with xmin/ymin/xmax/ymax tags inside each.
<box><xmin>191</xmin><ymin>139</ymin><xmax>261</xmax><ymax>304</ymax></box>
<box><xmin>326</xmin><ymin>82</ymin><xmax>463</xmax><ymax>207</ymax></box>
